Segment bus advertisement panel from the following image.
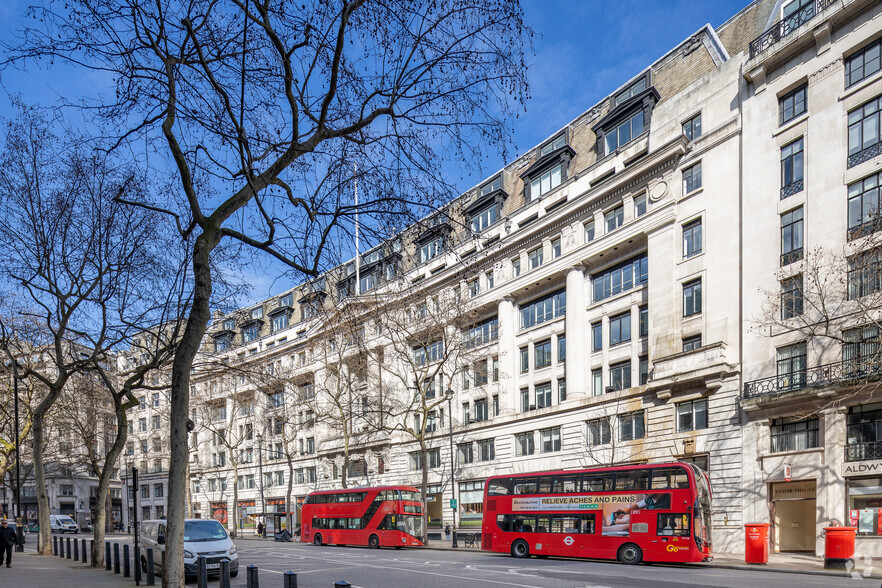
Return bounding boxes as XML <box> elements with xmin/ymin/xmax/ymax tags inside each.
<box><xmin>481</xmin><ymin>462</ymin><xmax>711</xmax><ymax>565</ymax></box>
<box><xmin>302</xmin><ymin>485</ymin><xmax>424</xmax><ymax>549</ymax></box>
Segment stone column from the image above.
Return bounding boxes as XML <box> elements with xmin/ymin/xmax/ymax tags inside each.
<box><xmin>497</xmin><ymin>296</ymin><xmax>517</xmax><ymax>415</ymax></box>
<box><xmin>565</xmin><ymin>266</ymin><xmax>587</xmax><ymax>396</ymax></box>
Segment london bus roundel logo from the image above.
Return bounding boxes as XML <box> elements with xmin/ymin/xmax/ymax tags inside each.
<box><xmin>563</xmin><ymin>535</ymin><xmax>574</xmax><ymax>546</ymax></box>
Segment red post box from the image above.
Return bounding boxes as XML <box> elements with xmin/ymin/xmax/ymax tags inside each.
<box><xmin>823</xmin><ymin>526</ymin><xmax>857</xmax><ymax>570</ymax></box>
<box><xmin>744</xmin><ymin>523</ymin><xmax>770</xmax><ymax>564</ymax></box>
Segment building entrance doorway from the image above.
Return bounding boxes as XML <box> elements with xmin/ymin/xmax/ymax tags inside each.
<box><xmin>770</xmin><ymin>480</ymin><xmax>816</xmax><ymax>552</ymax></box>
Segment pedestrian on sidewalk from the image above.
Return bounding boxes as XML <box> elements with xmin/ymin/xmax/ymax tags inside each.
<box><xmin>257</xmin><ymin>522</ymin><xmax>264</xmax><ymax>537</ymax></box>
<box><xmin>0</xmin><ymin>519</ymin><xmax>17</xmax><ymax>567</ymax></box>
<box><xmin>444</xmin><ymin>524</ymin><xmax>451</xmax><ymax>541</ymax></box>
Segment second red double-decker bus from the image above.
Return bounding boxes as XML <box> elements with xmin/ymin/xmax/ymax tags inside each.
<box><xmin>481</xmin><ymin>462</ymin><xmax>712</xmax><ymax>564</ymax></box>
<box><xmin>302</xmin><ymin>485</ymin><xmax>424</xmax><ymax>549</ymax></box>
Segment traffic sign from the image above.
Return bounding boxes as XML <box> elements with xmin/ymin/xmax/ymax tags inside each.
<box><xmin>449</xmin><ymin>499</ymin><xmax>457</xmax><ymax>508</ymax></box>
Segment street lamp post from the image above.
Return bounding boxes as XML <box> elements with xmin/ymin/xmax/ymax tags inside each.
<box><xmin>444</xmin><ymin>388</ymin><xmax>458</xmax><ymax>549</ymax></box>
<box><xmin>12</xmin><ymin>361</ymin><xmax>24</xmax><ymax>552</ymax></box>
<box><xmin>256</xmin><ymin>433</ymin><xmax>265</xmax><ymax>537</ymax></box>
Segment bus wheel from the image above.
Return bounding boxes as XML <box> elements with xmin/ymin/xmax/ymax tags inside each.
<box><xmin>617</xmin><ymin>543</ymin><xmax>643</xmax><ymax>565</ymax></box>
<box><xmin>369</xmin><ymin>535</ymin><xmax>380</xmax><ymax>549</ymax></box>
<box><xmin>511</xmin><ymin>539</ymin><xmax>530</xmax><ymax>559</ymax></box>
<box><xmin>313</xmin><ymin>534</ymin><xmax>323</xmax><ymax>546</ymax></box>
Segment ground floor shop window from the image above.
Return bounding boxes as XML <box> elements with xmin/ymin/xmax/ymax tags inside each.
<box><xmin>848</xmin><ymin>477</ymin><xmax>882</xmax><ymax>536</ymax></box>
<box><xmin>459</xmin><ymin>481</ymin><xmax>485</xmax><ymax>527</ymax></box>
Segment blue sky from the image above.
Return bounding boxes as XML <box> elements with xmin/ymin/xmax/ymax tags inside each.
<box><xmin>0</xmin><ymin>1</ymin><xmax>751</xmax><ymax>302</ymax></box>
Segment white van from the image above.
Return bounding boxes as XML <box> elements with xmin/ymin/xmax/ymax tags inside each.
<box><xmin>50</xmin><ymin>514</ymin><xmax>79</xmax><ymax>534</ymax></box>
<box><xmin>140</xmin><ymin>519</ymin><xmax>239</xmax><ymax>579</ymax></box>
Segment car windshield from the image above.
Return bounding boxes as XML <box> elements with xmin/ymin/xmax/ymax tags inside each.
<box><xmin>183</xmin><ymin>520</ymin><xmax>228</xmax><ymax>542</ymax></box>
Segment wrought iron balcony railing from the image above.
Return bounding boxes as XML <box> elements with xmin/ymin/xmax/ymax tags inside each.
<box><xmin>780</xmin><ymin>179</ymin><xmax>804</xmax><ymax>200</ymax></box>
<box><xmin>846</xmin><ymin>441</ymin><xmax>882</xmax><ymax>462</ymax></box>
<box><xmin>749</xmin><ymin>0</ymin><xmax>836</xmax><ymax>59</ymax></box>
<box><xmin>742</xmin><ymin>358</ymin><xmax>882</xmax><ymax>400</ymax></box>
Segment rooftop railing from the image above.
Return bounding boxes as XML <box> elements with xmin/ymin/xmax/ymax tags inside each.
<box><xmin>749</xmin><ymin>0</ymin><xmax>836</xmax><ymax>59</ymax></box>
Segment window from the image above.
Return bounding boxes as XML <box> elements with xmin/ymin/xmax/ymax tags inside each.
<box><xmin>592</xmin><ymin>254</ymin><xmax>648</xmax><ymax>302</ymax></box>
<box><xmin>243</xmin><ymin>324</ymin><xmax>259</xmax><ymax>343</ymax></box>
<box><xmin>605</xmin><ymin>205</ymin><xmax>624</xmax><ymax>232</ymax></box>
<box><xmin>461</xmin><ymin>403</ymin><xmax>470</xmax><ymax>424</ymax></box>
<box><xmin>141</xmin><ymin>485</ymin><xmax>149</xmax><ymax>499</ymax></box>
<box><xmin>468</xmin><ymin>278</ymin><xmax>480</xmax><ymax>298</ymax></box>
<box><xmin>848</xmin><ymin>249</ymin><xmax>882</xmax><ymax>299</ymax></box>
<box><xmin>558</xmin><ymin>378</ymin><xmax>567</xmax><ymax>403</ymax></box>
<box><xmin>428</xmin><ymin>448</ymin><xmax>441</xmax><ymax>468</ymax></box>
<box><xmin>781</xmin><ymin>206</ymin><xmax>804</xmax><ymax>266</ymax></box>
<box><xmin>520</xmin><ymin>347</ymin><xmax>529</xmax><ymax>373</ymax></box>
<box><xmin>486</xmin><ymin>270</ymin><xmax>495</xmax><ymax>290</ymax></box>
<box><xmin>615</xmin><ymin>77</ymin><xmax>647</xmax><ymax>105</ymax></box>
<box><xmin>223</xmin><ymin>318</ymin><xmax>236</xmax><ymax>331</ymax></box>
<box><xmin>591</xmin><ymin>322</ymin><xmax>603</xmax><ymax>352</ymax></box>
<box><xmin>848</xmin><ymin>96</ymin><xmax>881</xmax><ymax>169</ymax></box>
<box><xmin>781</xmin><ymin>138</ymin><xmax>804</xmax><ymax>198</ymax></box>
<box><xmin>682</xmin><ymin>162</ymin><xmax>702</xmax><ymax>194</ymax></box>
<box><xmin>214</xmin><ymin>336</ymin><xmax>230</xmax><ymax>353</ymax></box>
<box><xmin>306</xmin><ymin>437</ymin><xmax>315</xmax><ymax>454</ymax></box>
<box><xmin>535</xmin><ymin>383</ymin><xmax>552</xmax><ymax>409</ymax></box>
<box><xmin>683</xmin><ymin>279</ymin><xmax>702</xmax><ymax>317</ymax></box>
<box><xmin>846</xmin><ymin>38</ymin><xmax>882</xmax><ymax>88</ymax></box>
<box><xmin>610</xmin><ymin>361</ymin><xmax>631</xmax><ymax>391</ymax></box>
<box><xmin>154</xmin><ymin>483</ymin><xmax>164</xmax><ymax>498</ymax></box>
<box><xmin>781</xmin><ymin>275</ymin><xmax>804</xmax><ymax>319</ymax></box>
<box><xmin>609</xmin><ymin>313</ymin><xmax>631</xmax><ymax>347</ymax></box>
<box><xmin>528</xmin><ymin>247</ymin><xmax>543</xmax><ymax>270</ymax></box>
<box><xmin>682</xmin><ymin>113</ymin><xmax>702</xmax><ymax>141</ymax></box>
<box><xmin>605</xmin><ymin>110</ymin><xmax>645</xmax><ymax>154</ymax></box>
<box><xmin>771</xmin><ymin>418</ymin><xmax>819</xmax><ymax>452</ymax></box>
<box><xmin>534</xmin><ymin>340</ymin><xmax>552</xmax><ymax>369</ymax></box>
<box><xmin>619</xmin><ymin>412</ymin><xmax>645</xmax><ymax>441</ymax></box>
<box><xmin>408</xmin><ymin>452</ymin><xmax>422</xmax><ymax>471</ymax></box>
<box><xmin>414</xmin><ymin>340</ymin><xmax>443</xmax><ymax>366</ymax></box>
<box><xmin>682</xmin><ymin>335</ymin><xmax>702</xmax><ymax>352</ymax></box>
<box><xmin>557</xmin><ymin>335</ymin><xmax>566</xmax><ymax>363</ymax></box>
<box><xmin>677</xmin><ymin>398</ymin><xmax>708</xmax><ymax>432</ymax></box>
<box><xmin>584</xmin><ymin>221</ymin><xmax>595</xmax><ymax>243</ymax></box>
<box><xmin>639</xmin><ymin>306</ymin><xmax>648</xmax><ymax>337</ymax></box>
<box><xmin>474</xmin><ymin>360</ymin><xmax>489</xmax><ymax>386</ymax></box>
<box><xmin>152</xmin><ymin>415</ymin><xmax>161</xmax><ymax>430</ymax></box>
<box><xmin>478</xmin><ymin>439</ymin><xmax>495</xmax><ymax>462</ymax></box>
<box><xmin>426</xmin><ymin>412</ymin><xmax>437</xmax><ymax>433</ymax></box>
<box><xmin>847</xmin><ymin>172</ymin><xmax>881</xmax><ymax>240</ymax></box>
<box><xmin>639</xmin><ymin>356</ymin><xmax>649</xmax><ymax>385</ymax></box>
<box><xmin>633</xmin><ymin>194</ymin><xmax>647</xmax><ymax>218</ymax></box>
<box><xmin>471</xmin><ymin>203</ymin><xmax>499</xmax><ymax>233</ymax></box>
<box><xmin>493</xmin><ymin>393</ymin><xmax>499</xmax><ymax>415</ymax></box>
<box><xmin>847</xmin><ymin>404</ymin><xmax>882</xmax><ymax>462</ymax></box>
<box><xmin>520</xmin><ymin>388</ymin><xmax>530</xmax><ymax>412</ymax></box>
<box><xmin>779</xmin><ymin>83</ymin><xmax>807</xmax><ymax>126</ymax></box>
<box><xmin>512</xmin><ymin>257</ymin><xmax>521</xmax><ymax>277</ymax></box>
<box><xmin>777</xmin><ymin>342</ymin><xmax>807</xmax><ymax>390</ymax></box>
<box><xmin>529</xmin><ymin>162</ymin><xmax>564</xmax><ymax>200</ymax></box>
<box><xmin>588</xmin><ymin>418</ymin><xmax>611</xmax><ymax>446</ymax></box>
<box><xmin>843</xmin><ymin>325</ymin><xmax>882</xmax><ymax>376</ymax></box>
<box><xmin>458</xmin><ymin>443</ymin><xmax>474</xmax><ymax>464</ymax></box>
<box><xmin>540</xmin><ymin>427</ymin><xmax>561</xmax><ymax>453</ymax></box>
<box><xmin>682</xmin><ymin>219</ymin><xmax>702</xmax><ymax>258</ymax></box>
<box><xmin>592</xmin><ymin>369</ymin><xmax>603</xmax><ymax>396</ymax></box>
<box><xmin>152</xmin><ymin>392</ymin><xmax>160</xmax><ymax>407</ymax></box>
<box><xmin>520</xmin><ymin>290</ymin><xmax>566</xmax><ymax>329</ymax></box>
<box><xmin>475</xmin><ymin>399</ymin><xmax>489</xmax><ymax>422</ymax></box>
<box><xmin>551</xmin><ymin>237</ymin><xmax>562</xmax><ymax>259</ymax></box>
<box><xmin>515</xmin><ymin>432</ymin><xmax>535</xmax><ymax>456</ymax></box>
<box><xmin>272</xmin><ymin>312</ymin><xmax>289</xmax><ymax>332</ymax></box>
<box><xmin>465</xmin><ymin>316</ymin><xmax>499</xmax><ymax>347</ymax></box>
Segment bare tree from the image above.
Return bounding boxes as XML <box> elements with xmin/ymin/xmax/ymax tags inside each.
<box><xmin>6</xmin><ymin>2</ymin><xmax>531</xmax><ymax>580</ymax></box>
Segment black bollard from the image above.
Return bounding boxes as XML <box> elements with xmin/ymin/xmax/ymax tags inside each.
<box><xmin>73</xmin><ymin>536</ymin><xmax>79</xmax><ymax>561</ymax></box>
<box><xmin>246</xmin><ymin>564</ymin><xmax>259</xmax><ymax>588</ymax></box>
<box><xmin>113</xmin><ymin>542</ymin><xmax>120</xmax><ymax>574</ymax></box>
<box><xmin>334</xmin><ymin>582</ymin><xmax>352</xmax><ymax>588</ymax></box>
<box><xmin>219</xmin><ymin>560</ymin><xmax>231</xmax><ymax>588</ymax></box>
<box><xmin>105</xmin><ymin>541</ymin><xmax>112</xmax><ymax>570</ymax></box>
<box><xmin>146</xmin><ymin>548</ymin><xmax>155</xmax><ymax>586</ymax></box>
<box><xmin>283</xmin><ymin>570</ymin><xmax>298</xmax><ymax>588</ymax></box>
<box><xmin>66</xmin><ymin>537</ymin><xmax>71</xmax><ymax>559</ymax></box>
<box><xmin>81</xmin><ymin>538</ymin><xmax>87</xmax><ymax>563</ymax></box>
<box><xmin>197</xmin><ymin>556</ymin><xmax>208</xmax><ymax>588</ymax></box>
<box><xmin>52</xmin><ymin>535</ymin><xmax>58</xmax><ymax>556</ymax></box>
<box><xmin>134</xmin><ymin>543</ymin><xmax>141</xmax><ymax>586</ymax></box>
<box><xmin>123</xmin><ymin>544</ymin><xmax>131</xmax><ymax>578</ymax></box>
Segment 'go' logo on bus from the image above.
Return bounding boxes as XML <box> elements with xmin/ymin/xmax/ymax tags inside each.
<box><xmin>665</xmin><ymin>544</ymin><xmax>682</xmax><ymax>552</ymax></box>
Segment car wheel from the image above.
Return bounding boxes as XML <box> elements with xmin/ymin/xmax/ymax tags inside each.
<box><xmin>369</xmin><ymin>535</ymin><xmax>380</xmax><ymax>549</ymax></box>
<box><xmin>141</xmin><ymin>557</ymin><xmax>147</xmax><ymax>573</ymax></box>
<box><xmin>511</xmin><ymin>539</ymin><xmax>530</xmax><ymax>559</ymax></box>
<box><xmin>617</xmin><ymin>543</ymin><xmax>643</xmax><ymax>565</ymax></box>
<box><xmin>313</xmin><ymin>533</ymin><xmax>322</xmax><ymax>546</ymax></box>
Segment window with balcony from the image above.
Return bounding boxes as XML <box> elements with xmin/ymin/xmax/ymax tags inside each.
<box><xmin>683</xmin><ymin>279</ymin><xmax>702</xmax><ymax>317</ymax></box>
<box><xmin>781</xmin><ymin>138</ymin><xmax>804</xmax><ymax>199</ymax></box>
<box><xmin>771</xmin><ymin>418</ymin><xmax>819</xmax><ymax>452</ymax></box>
<box><xmin>682</xmin><ymin>162</ymin><xmax>702</xmax><ymax>194</ymax></box>
<box><xmin>781</xmin><ymin>275</ymin><xmax>804</xmax><ymax>319</ymax></box>
<box><xmin>605</xmin><ymin>205</ymin><xmax>624</xmax><ymax>232</ymax></box>
<box><xmin>777</xmin><ymin>342</ymin><xmax>807</xmax><ymax>390</ymax></box>
<box><xmin>619</xmin><ymin>411</ymin><xmax>645</xmax><ymax>441</ymax></box>
<box><xmin>781</xmin><ymin>206</ymin><xmax>804</xmax><ymax>266</ymax></box>
<box><xmin>682</xmin><ymin>113</ymin><xmax>702</xmax><ymax>141</ymax></box>
<box><xmin>848</xmin><ymin>248</ymin><xmax>882</xmax><ymax>299</ymax></box>
<box><xmin>587</xmin><ymin>418</ymin><xmax>611</xmax><ymax>446</ymax></box>
<box><xmin>848</xmin><ymin>96</ymin><xmax>881</xmax><ymax>169</ymax></box>
<box><xmin>848</xmin><ymin>172</ymin><xmax>881</xmax><ymax>240</ymax></box>
<box><xmin>846</xmin><ymin>38</ymin><xmax>882</xmax><ymax>88</ymax></box>
<box><xmin>515</xmin><ymin>432</ymin><xmax>535</xmax><ymax>456</ymax></box>
<box><xmin>847</xmin><ymin>403</ymin><xmax>882</xmax><ymax>461</ymax></box>
<box><xmin>843</xmin><ymin>325</ymin><xmax>882</xmax><ymax>377</ymax></box>
<box><xmin>779</xmin><ymin>83</ymin><xmax>807</xmax><ymax>126</ymax></box>
<box><xmin>677</xmin><ymin>398</ymin><xmax>708</xmax><ymax>432</ymax></box>
<box><xmin>610</xmin><ymin>360</ymin><xmax>631</xmax><ymax>391</ymax></box>
<box><xmin>609</xmin><ymin>312</ymin><xmax>631</xmax><ymax>347</ymax></box>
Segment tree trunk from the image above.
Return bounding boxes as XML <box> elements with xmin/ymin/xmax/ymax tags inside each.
<box><xmin>420</xmin><ymin>441</ymin><xmax>429</xmax><ymax>545</ymax></box>
<box><xmin>166</xmin><ymin>234</ymin><xmax>216</xmax><ymax>588</ymax></box>
<box><xmin>31</xmin><ymin>410</ymin><xmax>52</xmax><ymax>554</ymax></box>
<box><xmin>231</xmin><ymin>466</ymin><xmax>239</xmax><ymax>539</ymax></box>
<box><xmin>285</xmin><ymin>457</ymin><xmax>294</xmax><ymax>533</ymax></box>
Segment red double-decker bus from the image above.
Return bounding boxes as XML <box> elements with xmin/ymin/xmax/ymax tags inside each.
<box><xmin>302</xmin><ymin>485</ymin><xmax>424</xmax><ymax>549</ymax></box>
<box><xmin>481</xmin><ymin>462</ymin><xmax>712</xmax><ymax>564</ymax></box>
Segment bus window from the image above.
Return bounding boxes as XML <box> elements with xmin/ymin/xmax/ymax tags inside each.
<box><xmin>551</xmin><ymin>515</ymin><xmax>580</xmax><ymax>533</ymax></box>
<box><xmin>552</xmin><ymin>475</ymin><xmax>580</xmax><ymax>493</ymax></box>
<box><xmin>488</xmin><ymin>478</ymin><xmax>512</xmax><ymax>495</ymax></box>
<box><xmin>497</xmin><ymin>514</ymin><xmax>514</xmax><ymax>532</ymax></box>
<box><xmin>615</xmin><ymin>469</ymin><xmax>650</xmax><ymax>490</ymax></box>
<box><xmin>651</xmin><ymin>467</ymin><xmax>689</xmax><ymax>489</ymax></box>
<box><xmin>400</xmin><ymin>490</ymin><xmax>421</xmax><ymax>501</ymax></box>
<box><xmin>536</xmin><ymin>516</ymin><xmax>551</xmax><ymax>533</ymax></box>
<box><xmin>538</xmin><ymin>477</ymin><xmax>553</xmax><ymax>494</ymax></box>
<box><xmin>513</xmin><ymin>478</ymin><xmax>537</xmax><ymax>495</ymax></box>
<box><xmin>583</xmin><ymin>472</ymin><xmax>614</xmax><ymax>492</ymax></box>
<box><xmin>580</xmin><ymin>514</ymin><xmax>596</xmax><ymax>534</ymax></box>
<box><xmin>657</xmin><ymin>513</ymin><xmax>690</xmax><ymax>536</ymax></box>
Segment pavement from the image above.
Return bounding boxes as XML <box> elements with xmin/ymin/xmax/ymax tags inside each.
<box><xmin>3</xmin><ymin>533</ymin><xmax>880</xmax><ymax>587</ymax></box>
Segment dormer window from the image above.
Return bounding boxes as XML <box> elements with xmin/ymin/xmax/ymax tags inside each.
<box><xmin>279</xmin><ymin>293</ymin><xmax>293</xmax><ymax>308</ymax></box>
<box><xmin>540</xmin><ymin>134</ymin><xmax>567</xmax><ymax>156</ymax></box>
<box><xmin>222</xmin><ymin>319</ymin><xmax>236</xmax><ymax>331</ymax></box>
<box><xmin>615</xmin><ymin>76</ymin><xmax>647</xmax><ymax>106</ymax></box>
<box><xmin>472</xmin><ymin>203</ymin><xmax>499</xmax><ymax>232</ymax></box>
<box><xmin>420</xmin><ymin>237</ymin><xmax>444</xmax><ymax>262</ymax></box>
<box><xmin>593</xmin><ymin>78</ymin><xmax>658</xmax><ymax>158</ymax></box>
<box><xmin>214</xmin><ymin>336</ymin><xmax>231</xmax><ymax>353</ymax></box>
<box><xmin>605</xmin><ymin>111</ymin><xmax>644</xmax><ymax>155</ymax></box>
<box><xmin>243</xmin><ymin>324</ymin><xmax>259</xmax><ymax>343</ymax></box>
<box><xmin>468</xmin><ymin>175</ymin><xmax>507</xmax><ymax>233</ymax></box>
<box><xmin>530</xmin><ymin>164</ymin><xmax>563</xmax><ymax>200</ymax></box>
<box><xmin>480</xmin><ymin>176</ymin><xmax>502</xmax><ymax>196</ymax></box>
<box><xmin>363</xmin><ymin>249</ymin><xmax>382</xmax><ymax>265</ymax></box>
<box><xmin>521</xmin><ymin>134</ymin><xmax>574</xmax><ymax>203</ymax></box>
<box><xmin>250</xmin><ymin>307</ymin><xmax>264</xmax><ymax>321</ymax></box>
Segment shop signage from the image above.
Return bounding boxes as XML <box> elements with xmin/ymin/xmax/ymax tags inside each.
<box><xmin>770</xmin><ymin>481</ymin><xmax>816</xmax><ymax>500</ymax></box>
<box><xmin>843</xmin><ymin>459</ymin><xmax>882</xmax><ymax>477</ymax></box>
